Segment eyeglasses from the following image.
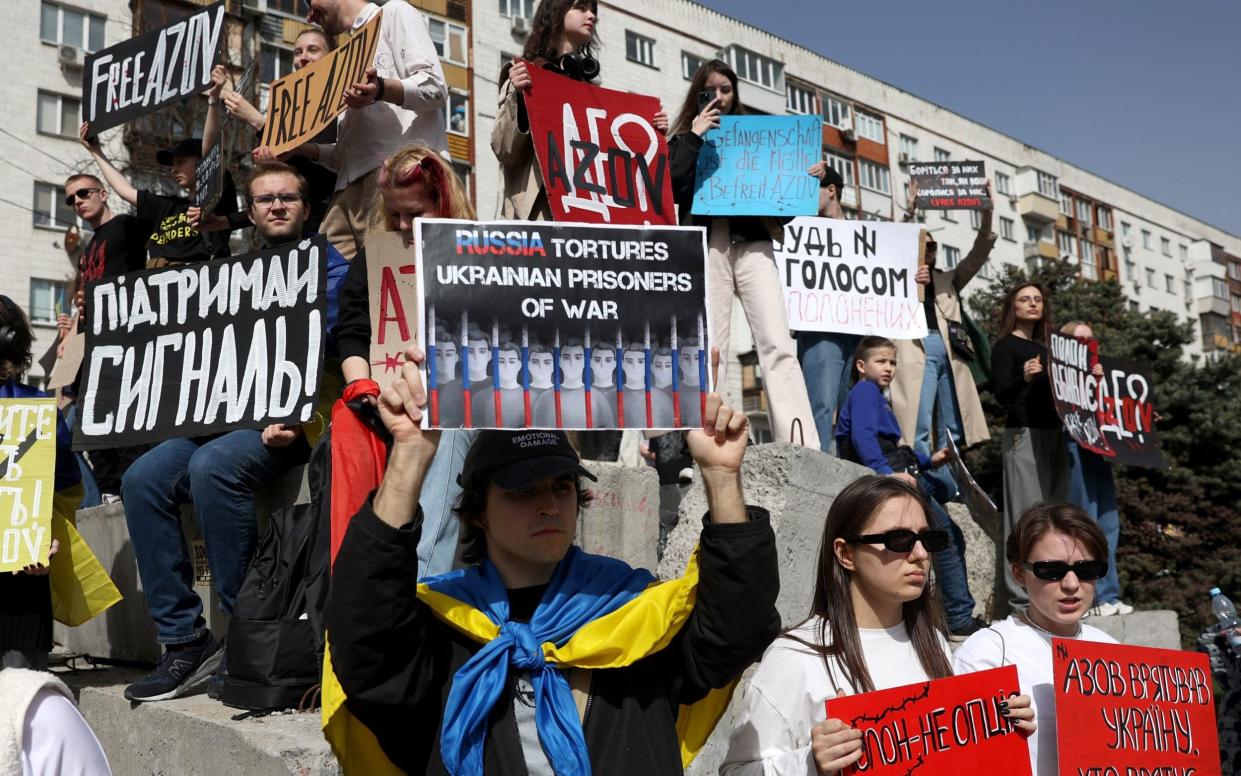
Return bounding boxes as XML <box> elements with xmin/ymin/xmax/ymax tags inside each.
<box><xmin>64</xmin><ymin>188</ymin><xmax>102</xmax><ymax>206</ymax></box>
<box><xmin>250</xmin><ymin>192</ymin><xmax>303</xmax><ymax>209</ymax></box>
<box><xmin>1022</xmin><ymin>560</ymin><xmax>1108</xmax><ymax>582</ymax></box>
<box><xmin>847</xmin><ymin>528</ymin><xmax>950</xmax><ymax>553</ymax></box>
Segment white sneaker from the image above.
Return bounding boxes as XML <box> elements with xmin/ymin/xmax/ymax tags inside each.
<box><xmin>1113</xmin><ymin>600</ymin><xmax>1135</xmax><ymax>615</ymax></box>
<box><xmin>1087</xmin><ymin>601</ymin><xmax>1135</xmax><ymax>617</ymax></box>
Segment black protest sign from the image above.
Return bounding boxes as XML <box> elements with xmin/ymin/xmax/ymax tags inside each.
<box><xmin>192</xmin><ymin>143</ymin><xmax>223</xmax><ymax>211</ymax></box>
<box><xmin>909</xmin><ymin>160</ymin><xmax>991</xmax><ymax>210</ymax></box>
<box><xmin>83</xmin><ymin>2</ymin><xmax>225</xmax><ymax>135</ymax></box>
<box><xmin>414</xmin><ymin>219</ymin><xmax>711</xmax><ymax>430</ymax></box>
<box><xmin>73</xmin><ymin>236</ymin><xmax>328</xmax><ymax>450</ymax></box>
<box><xmin>1048</xmin><ymin>333</ymin><xmax>1115</xmax><ymax>458</ymax></box>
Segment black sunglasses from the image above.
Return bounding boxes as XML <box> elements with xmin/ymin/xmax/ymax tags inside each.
<box><xmin>64</xmin><ymin>188</ymin><xmax>102</xmax><ymax>206</ymax></box>
<box><xmin>1022</xmin><ymin>560</ymin><xmax>1108</xmax><ymax>582</ymax></box>
<box><xmin>847</xmin><ymin>528</ymin><xmax>949</xmax><ymax>553</ymax></box>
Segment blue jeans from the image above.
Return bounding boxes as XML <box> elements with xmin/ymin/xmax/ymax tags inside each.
<box><xmin>121</xmin><ymin>431</ymin><xmax>305</xmax><ymax>645</ymax></box>
<box><xmin>915</xmin><ymin>333</ymin><xmax>964</xmax><ymax>458</ymax></box>
<box><xmin>417</xmin><ymin>429</ymin><xmax>476</xmax><ymax>577</ymax></box>
<box><xmin>1066</xmin><ymin>440</ymin><xmax>1121</xmax><ymax>604</ymax></box>
<box><xmin>920</xmin><ymin>472</ymin><xmax>974</xmax><ymax>630</ymax></box>
<box><xmin>797</xmin><ymin>332</ymin><xmax>860</xmax><ymax>454</ymax></box>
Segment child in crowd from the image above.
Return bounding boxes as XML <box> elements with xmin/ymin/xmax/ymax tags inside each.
<box><xmin>722</xmin><ymin>475</ymin><xmax>1034</xmax><ymax>774</ymax></box>
<box><xmin>835</xmin><ymin>336</ymin><xmax>982</xmax><ymax>639</ymax></box>
<box><xmin>953</xmin><ymin>503</ymin><xmax>1117</xmax><ymax>776</ymax></box>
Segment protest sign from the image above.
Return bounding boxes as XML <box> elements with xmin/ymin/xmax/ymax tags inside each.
<box><xmin>524</xmin><ymin>63</ymin><xmax>675</xmax><ymax>225</ymax></box>
<box><xmin>1047</xmin><ymin>333</ymin><xmax>1167</xmax><ymax>469</ymax></box>
<box><xmin>909</xmin><ymin>161</ymin><xmax>991</xmax><ymax>210</ymax></box>
<box><xmin>826</xmin><ymin>665</ymin><xmax>1030</xmax><ymax>774</ymax></box>
<box><xmin>192</xmin><ymin>142</ymin><xmax>223</xmax><ymax>212</ymax></box>
<box><xmin>414</xmin><ymin>219</ymin><xmax>710</xmax><ymax>430</ymax></box>
<box><xmin>692</xmin><ymin>115</ymin><xmax>821</xmax><ymax>216</ymax></box>
<box><xmin>83</xmin><ymin>2</ymin><xmax>226</xmax><ymax>135</ymax></box>
<box><xmin>946</xmin><ymin>434</ymin><xmax>999</xmax><ymax>544</ymax></box>
<box><xmin>74</xmin><ymin>236</ymin><xmax>328</xmax><ymax>450</ymax></box>
<box><xmin>775</xmin><ymin>217</ymin><xmax>927</xmax><ymax>339</ymax></box>
<box><xmin>1053</xmin><ymin>638</ymin><xmax>1219</xmax><ymax>776</ymax></box>
<box><xmin>0</xmin><ymin>399</ymin><xmax>58</xmax><ymax>573</ymax></box>
<box><xmin>48</xmin><ymin>326</ymin><xmax>85</xmax><ymax>391</ymax></box>
<box><xmin>365</xmin><ymin>230</ymin><xmax>419</xmax><ymax>391</ymax></box>
<box><xmin>258</xmin><ymin>11</ymin><xmax>382</xmax><ymax>156</ymax></box>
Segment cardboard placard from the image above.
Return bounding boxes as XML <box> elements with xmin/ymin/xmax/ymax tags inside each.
<box><xmin>83</xmin><ymin>2</ymin><xmax>226</xmax><ymax>135</ymax></box>
<box><xmin>826</xmin><ymin>665</ymin><xmax>1031</xmax><ymax>774</ymax></box>
<box><xmin>1047</xmin><ymin>333</ymin><xmax>1167</xmax><ymax>469</ymax></box>
<box><xmin>909</xmin><ymin>161</ymin><xmax>991</xmax><ymax>210</ymax></box>
<box><xmin>47</xmin><ymin>328</ymin><xmax>85</xmax><ymax>391</ymax></box>
<box><xmin>257</xmin><ymin>11</ymin><xmax>382</xmax><ymax>156</ymax></box>
<box><xmin>0</xmin><ymin>399</ymin><xmax>58</xmax><ymax>572</ymax></box>
<box><xmin>415</xmin><ymin>219</ymin><xmax>710</xmax><ymax>430</ymax></box>
<box><xmin>192</xmin><ymin>142</ymin><xmax>223</xmax><ymax>211</ymax></box>
<box><xmin>775</xmin><ymin>217</ymin><xmax>928</xmax><ymax>339</ymax></box>
<box><xmin>946</xmin><ymin>434</ymin><xmax>1000</xmax><ymax>544</ymax></box>
<box><xmin>692</xmin><ymin>115</ymin><xmax>821</xmax><ymax>216</ymax></box>
<box><xmin>1053</xmin><ymin>639</ymin><xmax>1220</xmax><ymax>776</ymax></box>
<box><xmin>524</xmin><ymin>62</ymin><xmax>676</xmax><ymax>225</ymax></box>
<box><xmin>74</xmin><ymin>237</ymin><xmax>328</xmax><ymax>450</ymax></box>
<box><xmin>365</xmin><ymin>230</ymin><xmax>419</xmax><ymax>391</ymax></box>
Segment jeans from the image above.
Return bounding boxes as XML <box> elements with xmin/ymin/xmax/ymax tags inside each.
<box><xmin>1066</xmin><ymin>440</ymin><xmax>1121</xmax><ymax>604</ymax></box>
<box><xmin>121</xmin><ymin>431</ymin><xmax>305</xmax><ymax>645</ymax></box>
<box><xmin>920</xmin><ymin>473</ymin><xmax>974</xmax><ymax>630</ymax></box>
<box><xmin>915</xmin><ymin>333</ymin><xmax>964</xmax><ymax>458</ymax></box>
<box><xmin>797</xmin><ymin>332</ymin><xmax>860</xmax><ymax>455</ymax></box>
<box><xmin>62</xmin><ymin>403</ymin><xmax>101</xmax><ymax>508</ymax></box>
<box><xmin>417</xmin><ymin>429</ymin><xmax>475</xmax><ymax>578</ymax></box>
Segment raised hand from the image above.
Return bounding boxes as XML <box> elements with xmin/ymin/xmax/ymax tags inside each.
<box><xmin>691</xmin><ymin>98</ymin><xmax>721</xmax><ymax>137</ymax></box>
<box><xmin>1022</xmin><ymin>355</ymin><xmax>1043</xmax><ymax>383</ymax></box>
<box><xmin>508</xmin><ymin>60</ymin><xmax>532</xmax><ymax>91</ymax></box>
<box><xmin>204</xmin><ymin>64</ymin><xmax>227</xmax><ymax>99</ymax></box>
<box><xmin>377</xmin><ymin>346</ymin><xmax>441</xmax><ymax>453</ymax></box>
<box><xmin>687</xmin><ymin>347</ymin><xmax>748</xmax><ymax>475</ymax></box>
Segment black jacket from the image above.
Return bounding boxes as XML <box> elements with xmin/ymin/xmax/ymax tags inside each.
<box><xmin>667</xmin><ymin>132</ymin><xmax>789</xmax><ymax>244</ymax></box>
<box><xmin>333</xmin><ymin>246</ymin><xmax>370</xmax><ymax>365</ymax></box>
<box><xmin>325</xmin><ymin>499</ymin><xmax>780</xmax><ymax>775</ymax></box>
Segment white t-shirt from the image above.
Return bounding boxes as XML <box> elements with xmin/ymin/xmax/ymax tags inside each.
<box><xmin>721</xmin><ymin>615</ymin><xmax>951</xmax><ymax>775</ymax></box>
<box><xmin>952</xmin><ymin>615</ymin><xmax>1117</xmax><ymax>776</ymax></box>
<box><xmin>22</xmin><ymin>689</ymin><xmax>111</xmax><ymax>776</ymax></box>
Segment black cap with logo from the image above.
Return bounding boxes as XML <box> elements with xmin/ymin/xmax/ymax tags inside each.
<box><xmin>458</xmin><ymin>431</ymin><xmax>598</xmax><ymax>490</ymax></box>
<box><xmin>155</xmin><ymin>138</ymin><xmax>204</xmax><ymax>165</ymax></box>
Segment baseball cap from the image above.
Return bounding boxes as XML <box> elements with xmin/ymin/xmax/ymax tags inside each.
<box><xmin>155</xmin><ymin>138</ymin><xmax>204</xmax><ymax>165</ymax></box>
<box><xmin>458</xmin><ymin>430</ymin><xmax>598</xmax><ymax>490</ymax></box>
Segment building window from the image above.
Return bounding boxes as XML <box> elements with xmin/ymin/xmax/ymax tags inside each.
<box><xmin>28</xmin><ymin>279</ymin><xmax>68</xmax><ymax>325</ymax></box>
<box><xmin>854</xmin><ymin>111</ymin><xmax>884</xmax><ymax>143</ymax></box>
<box><xmin>258</xmin><ymin>44</ymin><xmax>294</xmax><ymax>111</ymax></box>
<box><xmin>1027</xmin><ymin>225</ymin><xmax>1043</xmax><ymax>243</ymax></box>
<box><xmin>1059</xmin><ymin>191</ymin><xmax>1072</xmax><ymax>216</ymax></box>
<box><xmin>499</xmin><ymin>0</ymin><xmax>534</xmax><ymax>18</ymax></box>
<box><xmin>429</xmin><ymin>18</ymin><xmax>468</xmax><ymax>67</ymax></box>
<box><xmin>265</xmin><ymin>0</ymin><xmax>303</xmax><ymax>16</ymax></box>
<box><xmin>1145</xmin><ymin>267</ymin><xmax>1155</xmax><ymax>287</ymax></box>
<box><xmin>728</xmin><ymin>46</ymin><xmax>782</xmax><ymax>91</ymax></box>
<box><xmin>1037</xmin><ymin>171</ymin><xmax>1057</xmax><ymax>198</ymax></box>
<box><xmin>625</xmin><ymin>31</ymin><xmax>656</xmax><ymax>68</ymax></box>
<box><xmin>825</xmin><ymin>151</ymin><xmax>855</xmax><ymax>189</ymax></box>
<box><xmin>970</xmin><ymin>210</ymin><xmax>981</xmax><ymax>230</ymax></box>
<box><xmin>1075</xmin><ymin>199</ymin><xmax>1092</xmax><ymax>225</ymax></box>
<box><xmin>1178</xmin><ymin>244</ymin><xmax>1188</xmax><ymax>261</ymax></box>
<box><xmin>933</xmin><ymin>147</ymin><xmax>950</xmax><ymax>162</ymax></box>
<box><xmin>1232</xmin><ymin>294</ymin><xmax>1241</xmax><ymax>315</ymax></box>
<box><xmin>858</xmin><ymin>159</ymin><xmax>890</xmax><ymax>194</ymax></box>
<box><xmin>681</xmin><ymin>51</ymin><xmax>706</xmax><ymax>80</ymax></box>
<box><xmin>1213</xmin><ymin>278</ymin><xmax>1229</xmax><ymax>300</ymax></box>
<box><xmin>898</xmin><ymin>134</ymin><xmax>917</xmax><ymax>161</ymax></box>
<box><xmin>1141</xmin><ymin>229</ymin><xmax>1151</xmax><ymax>249</ymax></box>
<box><xmin>1000</xmin><ymin>216</ymin><xmax>1015</xmax><ymax>241</ymax></box>
<box><xmin>40</xmin><ymin>1</ymin><xmax>105</xmax><ymax>52</ymax></box>
<box><xmin>1129</xmin><ymin>301</ymin><xmax>1141</xmax><ymax>312</ymax></box>
<box><xmin>1121</xmin><ymin>221</ymin><xmax>1131</xmax><ymax>238</ymax></box>
<box><xmin>1081</xmin><ymin>241</ymin><xmax>1097</xmax><ymax>279</ymax></box>
<box><xmin>446</xmin><ymin>91</ymin><xmax>468</xmax><ymax>136</ymax></box>
<box><xmin>1097</xmin><ymin>207</ymin><xmax>1112</xmax><ymax>231</ymax></box>
<box><xmin>1057</xmin><ymin>231</ymin><xmax>1072</xmax><ymax>255</ymax></box>
<box><xmin>32</xmin><ymin>182</ymin><xmax>77</xmax><ymax>230</ymax></box>
<box><xmin>1160</xmin><ymin>237</ymin><xmax>1171</xmax><ymax>256</ymax></box>
<box><xmin>785</xmin><ymin>81</ymin><xmax>816</xmax><ymax>115</ymax></box>
<box><xmin>995</xmin><ymin>172</ymin><xmax>1011</xmax><ymax>196</ymax></box>
<box><xmin>822</xmin><ymin>95</ymin><xmax>850</xmax><ymax>129</ymax></box>
<box><xmin>1163</xmin><ymin>274</ymin><xmax>1175</xmax><ymax>294</ymax></box>
<box><xmin>36</xmin><ymin>91</ymin><xmax>80</xmax><ymax>138</ymax></box>
<box><xmin>943</xmin><ymin>245</ymin><xmax>961</xmax><ymax>269</ymax></box>
<box><xmin>1124</xmin><ymin>259</ymin><xmax>1135</xmax><ymax>280</ymax></box>
<box><xmin>1230</xmin><ymin>263</ymin><xmax>1241</xmax><ymax>282</ymax></box>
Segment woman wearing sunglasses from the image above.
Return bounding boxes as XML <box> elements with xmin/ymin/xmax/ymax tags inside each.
<box><xmin>722</xmin><ymin>476</ymin><xmax>1034</xmax><ymax>774</ymax></box>
<box><xmin>953</xmin><ymin>503</ymin><xmax>1115</xmax><ymax>776</ymax></box>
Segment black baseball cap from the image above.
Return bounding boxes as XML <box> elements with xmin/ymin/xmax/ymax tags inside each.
<box><xmin>458</xmin><ymin>431</ymin><xmax>598</xmax><ymax>490</ymax></box>
<box><xmin>155</xmin><ymin>138</ymin><xmax>204</xmax><ymax>165</ymax></box>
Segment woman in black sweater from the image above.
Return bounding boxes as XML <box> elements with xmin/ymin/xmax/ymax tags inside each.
<box><xmin>990</xmin><ymin>282</ymin><xmax>1070</xmax><ymax>613</ymax></box>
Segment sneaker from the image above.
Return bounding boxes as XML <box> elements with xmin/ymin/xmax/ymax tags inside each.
<box><xmin>948</xmin><ymin>616</ymin><xmax>989</xmax><ymax>642</ymax></box>
<box><xmin>124</xmin><ymin>633</ymin><xmax>223</xmax><ymax>703</ymax></box>
<box><xmin>101</xmin><ymin>493</ymin><xmax>122</xmax><ymax>504</ymax></box>
<box><xmin>1088</xmin><ymin>600</ymin><xmax>1136</xmax><ymax>618</ymax></box>
<box><xmin>206</xmin><ymin>652</ymin><xmax>228</xmax><ymax>701</ymax></box>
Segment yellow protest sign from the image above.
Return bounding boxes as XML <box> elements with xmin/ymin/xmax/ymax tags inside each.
<box><xmin>0</xmin><ymin>398</ymin><xmax>58</xmax><ymax>572</ymax></box>
<box><xmin>258</xmin><ymin>11</ymin><xmax>383</xmax><ymax>156</ymax></box>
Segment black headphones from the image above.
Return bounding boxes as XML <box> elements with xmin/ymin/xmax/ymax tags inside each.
<box><xmin>554</xmin><ymin>49</ymin><xmax>600</xmax><ymax>81</ymax></box>
<box><xmin>0</xmin><ymin>295</ymin><xmax>20</xmax><ymax>359</ymax></box>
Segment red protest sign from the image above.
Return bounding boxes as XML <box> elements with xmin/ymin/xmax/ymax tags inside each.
<box><xmin>826</xmin><ymin>665</ymin><xmax>1030</xmax><ymax>774</ymax></box>
<box><xmin>524</xmin><ymin>62</ymin><xmax>676</xmax><ymax>225</ymax></box>
<box><xmin>1053</xmin><ymin>639</ymin><xmax>1219</xmax><ymax>776</ymax></box>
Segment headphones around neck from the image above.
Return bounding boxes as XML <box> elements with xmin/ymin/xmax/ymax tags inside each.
<box><xmin>555</xmin><ymin>49</ymin><xmax>600</xmax><ymax>81</ymax></box>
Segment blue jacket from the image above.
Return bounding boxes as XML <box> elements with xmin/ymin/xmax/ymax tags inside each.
<box><xmin>835</xmin><ymin>379</ymin><xmax>929</xmax><ymax>474</ymax></box>
<box><xmin>0</xmin><ymin>380</ymin><xmax>81</xmax><ymax>491</ymax></box>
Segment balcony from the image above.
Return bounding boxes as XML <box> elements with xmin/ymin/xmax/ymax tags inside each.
<box><xmin>1023</xmin><ymin>241</ymin><xmax>1060</xmax><ymax>261</ymax></box>
<box><xmin>1017</xmin><ymin>192</ymin><xmax>1059</xmax><ymax>224</ymax></box>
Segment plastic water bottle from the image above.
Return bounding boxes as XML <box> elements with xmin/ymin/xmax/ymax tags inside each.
<box><xmin>1210</xmin><ymin>588</ymin><xmax>1241</xmax><ymax>655</ymax></box>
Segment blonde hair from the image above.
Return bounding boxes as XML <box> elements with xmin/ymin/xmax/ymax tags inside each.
<box><xmin>1059</xmin><ymin>320</ymin><xmax>1092</xmax><ymax>336</ymax></box>
<box><xmin>369</xmin><ymin>144</ymin><xmax>475</xmax><ymax>230</ymax></box>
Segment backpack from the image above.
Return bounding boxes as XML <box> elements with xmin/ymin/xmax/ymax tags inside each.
<box><xmin>222</xmin><ymin>431</ymin><xmax>332</xmax><ymax>710</ymax></box>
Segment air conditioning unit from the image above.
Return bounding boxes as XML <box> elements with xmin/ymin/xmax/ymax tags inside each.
<box><xmin>898</xmin><ymin>152</ymin><xmax>909</xmax><ymax>163</ymax></box>
<box><xmin>1132</xmin><ymin>279</ymin><xmax>1141</xmax><ymax>291</ymax></box>
<box><xmin>840</xmin><ymin>127</ymin><xmax>856</xmax><ymax>143</ymax></box>
<box><xmin>511</xmin><ymin>15</ymin><xmax>530</xmax><ymax>35</ymax></box>
<box><xmin>1121</xmin><ymin>234</ymin><xmax>1134</xmax><ymax>248</ymax></box>
<box><xmin>58</xmin><ymin>45</ymin><xmax>83</xmax><ymax>70</ymax></box>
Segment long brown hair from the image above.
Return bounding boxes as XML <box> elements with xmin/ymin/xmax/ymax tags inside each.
<box><xmin>785</xmin><ymin>476</ymin><xmax>952</xmax><ymax>693</ymax></box>
<box><xmin>997</xmin><ymin>281</ymin><xmax>1052</xmax><ymax>342</ymax></box>
<box><xmin>1006</xmin><ymin>502</ymin><xmax>1107</xmax><ymax>567</ymax></box>
<box><xmin>519</xmin><ymin>0</ymin><xmax>598</xmax><ymax>66</ymax></box>
<box><xmin>670</xmin><ymin>59</ymin><xmax>745</xmax><ymax>136</ymax></box>
<box><xmin>370</xmin><ymin>144</ymin><xmax>475</xmax><ymax>230</ymax></box>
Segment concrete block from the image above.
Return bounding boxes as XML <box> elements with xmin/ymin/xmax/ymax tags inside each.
<box><xmin>579</xmin><ymin>460</ymin><xmax>661</xmax><ymax>572</ymax></box>
<box><xmin>66</xmin><ymin>666</ymin><xmax>340</xmax><ymax>776</ymax></box>
<box><xmin>947</xmin><ymin>501</ymin><xmax>1000</xmax><ymax>620</ymax></box>
<box><xmin>1086</xmin><ymin>609</ymin><xmax>1182</xmax><ymax>650</ymax></box>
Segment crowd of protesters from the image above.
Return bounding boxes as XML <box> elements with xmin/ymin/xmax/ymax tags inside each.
<box><xmin>1</xmin><ymin>0</ymin><xmax>1147</xmax><ymax>772</ymax></box>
